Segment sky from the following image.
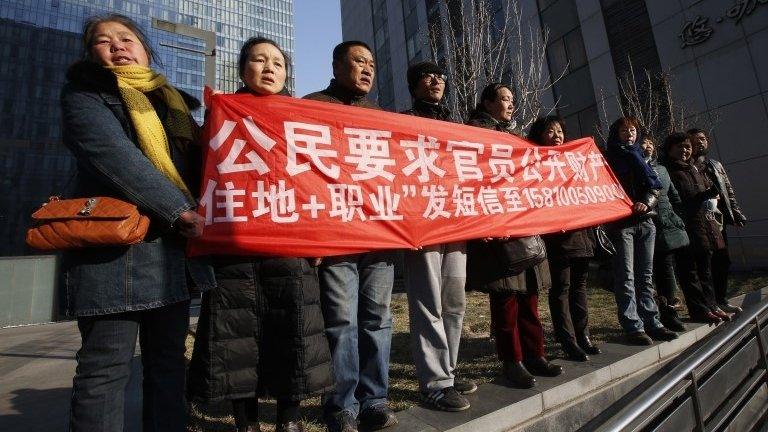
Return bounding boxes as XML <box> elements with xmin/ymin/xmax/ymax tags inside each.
<box><xmin>293</xmin><ymin>0</ymin><xmax>343</xmax><ymax>97</ymax></box>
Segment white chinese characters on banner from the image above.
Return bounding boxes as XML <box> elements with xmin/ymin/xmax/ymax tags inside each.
<box><xmin>199</xmin><ymin>117</ymin><xmax>623</xmax><ymax>225</ymax></box>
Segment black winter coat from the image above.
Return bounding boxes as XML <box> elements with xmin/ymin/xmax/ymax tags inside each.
<box><xmin>187</xmin><ymin>257</ymin><xmax>334</xmax><ymax>403</ymax></box>
<box><xmin>665</xmin><ymin>160</ymin><xmax>725</xmax><ymax>252</ymax></box>
<box><xmin>464</xmin><ymin>115</ymin><xmax>551</xmax><ymax>294</ymax></box>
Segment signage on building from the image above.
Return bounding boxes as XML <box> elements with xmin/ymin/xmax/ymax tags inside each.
<box><xmin>679</xmin><ymin>0</ymin><xmax>767</xmax><ymax>48</ymax></box>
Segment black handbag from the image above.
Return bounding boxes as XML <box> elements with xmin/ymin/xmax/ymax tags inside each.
<box><xmin>593</xmin><ymin>225</ymin><xmax>616</xmax><ymax>259</ymax></box>
<box><xmin>493</xmin><ymin>235</ymin><xmax>547</xmax><ymax>276</ymax></box>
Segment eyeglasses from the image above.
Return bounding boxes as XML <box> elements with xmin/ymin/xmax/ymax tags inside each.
<box><xmin>421</xmin><ymin>73</ymin><xmax>446</xmax><ymax>83</ymax></box>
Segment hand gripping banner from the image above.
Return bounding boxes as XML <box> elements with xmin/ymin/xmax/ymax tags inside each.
<box><xmin>188</xmin><ymin>93</ymin><xmax>632</xmax><ymax>257</ymax></box>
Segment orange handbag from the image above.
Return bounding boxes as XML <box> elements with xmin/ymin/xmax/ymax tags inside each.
<box><xmin>26</xmin><ymin>196</ymin><xmax>150</xmax><ymax>250</ymax></box>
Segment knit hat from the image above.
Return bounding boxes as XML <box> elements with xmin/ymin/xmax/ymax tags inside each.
<box><xmin>407</xmin><ymin>61</ymin><xmax>446</xmax><ymax>96</ymax></box>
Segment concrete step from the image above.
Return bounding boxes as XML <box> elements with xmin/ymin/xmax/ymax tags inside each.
<box><xmin>387</xmin><ymin>289</ymin><xmax>767</xmax><ymax>432</ymax></box>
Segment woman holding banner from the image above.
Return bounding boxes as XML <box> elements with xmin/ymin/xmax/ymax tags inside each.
<box><xmin>187</xmin><ymin>37</ymin><xmax>333</xmax><ymax>432</ymax></box>
<box><xmin>603</xmin><ymin>117</ymin><xmax>678</xmax><ymax>345</ymax></box>
<box><xmin>466</xmin><ymin>83</ymin><xmax>563</xmax><ymax>389</ymax></box>
<box><xmin>61</xmin><ymin>14</ymin><xmax>212</xmax><ymax>432</ymax></box>
<box><xmin>528</xmin><ymin>116</ymin><xmax>601</xmax><ymax>362</ymax></box>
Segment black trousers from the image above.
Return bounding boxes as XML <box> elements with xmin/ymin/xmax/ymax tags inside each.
<box><xmin>548</xmin><ymin>257</ymin><xmax>590</xmax><ymax>345</ymax></box>
<box><xmin>653</xmin><ymin>248</ymin><xmax>679</xmax><ymax>301</ymax></box>
<box><xmin>712</xmin><ymin>229</ymin><xmax>732</xmax><ymax>305</ymax></box>
<box><xmin>674</xmin><ymin>246</ymin><xmax>718</xmax><ymax>317</ymax></box>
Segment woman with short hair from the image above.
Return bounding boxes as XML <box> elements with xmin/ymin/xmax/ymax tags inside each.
<box><xmin>528</xmin><ymin>115</ymin><xmax>601</xmax><ymax>361</ymax></box>
<box><xmin>603</xmin><ymin>117</ymin><xmax>677</xmax><ymax>345</ymax></box>
<box><xmin>62</xmin><ymin>14</ymin><xmax>212</xmax><ymax>432</ymax></box>
<box><xmin>661</xmin><ymin>132</ymin><xmax>729</xmax><ymax>325</ymax></box>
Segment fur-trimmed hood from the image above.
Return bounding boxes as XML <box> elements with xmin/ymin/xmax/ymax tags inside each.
<box><xmin>65</xmin><ymin>60</ymin><xmax>201</xmax><ymax>110</ymax></box>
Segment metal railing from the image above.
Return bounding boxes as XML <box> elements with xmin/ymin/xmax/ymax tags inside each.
<box><xmin>584</xmin><ymin>291</ymin><xmax>768</xmax><ymax>432</ymax></box>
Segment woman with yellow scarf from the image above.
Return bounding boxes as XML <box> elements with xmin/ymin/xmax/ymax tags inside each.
<box><xmin>61</xmin><ymin>14</ymin><xmax>213</xmax><ymax>432</ymax></box>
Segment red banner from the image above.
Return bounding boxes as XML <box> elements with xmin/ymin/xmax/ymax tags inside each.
<box><xmin>188</xmin><ymin>93</ymin><xmax>632</xmax><ymax>257</ymax></box>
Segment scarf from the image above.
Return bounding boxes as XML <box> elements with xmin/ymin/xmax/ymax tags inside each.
<box><xmin>106</xmin><ymin>65</ymin><xmax>194</xmax><ymax>199</ymax></box>
<box><xmin>606</xmin><ymin>137</ymin><xmax>662</xmax><ymax>191</ymax></box>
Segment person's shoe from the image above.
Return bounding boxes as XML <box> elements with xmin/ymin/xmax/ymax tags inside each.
<box><xmin>647</xmin><ymin>326</ymin><xmax>679</xmax><ymax>341</ymax></box>
<box><xmin>326</xmin><ymin>411</ymin><xmax>358</xmax><ymax>432</ymax></box>
<box><xmin>712</xmin><ymin>308</ymin><xmax>732</xmax><ymax>322</ymax></box>
<box><xmin>358</xmin><ymin>404</ymin><xmax>398</xmax><ymax>430</ymax></box>
<box><xmin>502</xmin><ymin>361</ymin><xmax>536</xmax><ymax>388</ymax></box>
<box><xmin>659</xmin><ymin>303</ymin><xmax>687</xmax><ymax>332</ymax></box>
<box><xmin>524</xmin><ymin>357</ymin><xmax>564</xmax><ymax>377</ymax></box>
<box><xmin>577</xmin><ymin>336</ymin><xmax>602</xmax><ymax>355</ymax></box>
<box><xmin>691</xmin><ymin>311</ymin><xmax>722</xmax><ymax>325</ymax></box>
<box><xmin>561</xmin><ymin>341</ymin><xmax>589</xmax><ymax>361</ymax></box>
<box><xmin>718</xmin><ymin>302</ymin><xmax>743</xmax><ymax>313</ymax></box>
<box><xmin>275</xmin><ymin>421</ymin><xmax>304</xmax><ymax>432</ymax></box>
<box><xmin>454</xmin><ymin>377</ymin><xmax>478</xmax><ymax>395</ymax></box>
<box><xmin>422</xmin><ymin>387</ymin><xmax>470</xmax><ymax>412</ymax></box>
<box><xmin>625</xmin><ymin>331</ymin><xmax>653</xmax><ymax>345</ymax></box>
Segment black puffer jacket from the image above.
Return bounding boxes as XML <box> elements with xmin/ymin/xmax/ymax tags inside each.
<box><xmin>187</xmin><ymin>257</ymin><xmax>334</xmax><ymax>402</ymax></box>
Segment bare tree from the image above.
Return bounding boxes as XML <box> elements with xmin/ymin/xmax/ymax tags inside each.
<box><xmin>427</xmin><ymin>0</ymin><xmax>562</xmax><ymax>130</ymax></box>
<box><xmin>596</xmin><ymin>59</ymin><xmax>719</xmax><ymax>145</ymax></box>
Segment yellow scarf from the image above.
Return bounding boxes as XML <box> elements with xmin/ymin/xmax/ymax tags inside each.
<box><xmin>106</xmin><ymin>65</ymin><xmax>194</xmax><ymax>199</ymax></box>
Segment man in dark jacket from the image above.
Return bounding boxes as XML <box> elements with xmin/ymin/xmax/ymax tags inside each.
<box><xmin>303</xmin><ymin>41</ymin><xmax>397</xmax><ymax>432</ymax></box>
<box><xmin>689</xmin><ymin>128</ymin><xmax>747</xmax><ymax>313</ymax></box>
<box><xmin>399</xmin><ymin>61</ymin><xmax>475</xmax><ymax>412</ymax></box>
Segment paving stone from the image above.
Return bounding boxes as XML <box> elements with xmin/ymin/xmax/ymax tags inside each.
<box><xmin>658</xmin><ymin>326</ymin><xmax>700</xmax><ymax>359</ymax></box>
<box><xmin>609</xmin><ymin>343</ymin><xmax>660</xmax><ymax>380</ymax></box>
<box><xmin>384</xmin><ymin>410</ymin><xmax>440</xmax><ymax>432</ymax></box>
<box><xmin>407</xmin><ymin>380</ymin><xmax>541</xmax><ymax>431</ymax></box>
<box><xmin>541</xmin><ymin>361</ymin><xmax>612</xmax><ymax>409</ymax></box>
<box><xmin>444</xmin><ymin>386</ymin><xmax>542</xmax><ymax>432</ymax></box>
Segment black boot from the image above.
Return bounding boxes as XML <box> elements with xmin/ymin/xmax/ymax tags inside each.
<box><xmin>502</xmin><ymin>361</ymin><xmax>536</xmax><ymax>388</ymax></box>
<box><xmin>561</xmin><ymin>340</ymin><xmax>589</xmax><ymax>361</ymax></box>
<box><xmin>523</xmin><ymin>357</ymin><xmax>563</xmax><ymax>377</ymax></box>
<box><xmin>658</xmin><ymin>298</ymin><xmax>686</xmax><ymax>332</ymax></box>
<box><xmin>577</xmin><ymin>335</ymin><xmax>601</xmax><ymax>355</ymax></box>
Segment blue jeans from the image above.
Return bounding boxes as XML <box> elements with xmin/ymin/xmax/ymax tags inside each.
<box><xmin>609</xmin><ymin>219</ymin><xmax>663</xmax><ymax>333</ymax></box>
<box><xmin>69</xmin><ymin>300</ymin><xmax>190</xmax><ymax>432</ymax></box>
<box><xmin>319</xmin><ymin>252</ymin><xmax>394</xmax><ymax>417</ymax></box>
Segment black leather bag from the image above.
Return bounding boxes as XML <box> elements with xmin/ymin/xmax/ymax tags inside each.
<box><xmin>593</xmin><ymin>225</ymin><xmax>616</xmax><ymax>259</ymax></box>
<box><xmin>493</xmin><ymin>235</ymin><xmax>547</xmax><ymax>276</ymax></box>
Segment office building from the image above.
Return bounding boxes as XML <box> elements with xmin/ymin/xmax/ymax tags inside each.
<box><xmin>0</xmin><ymin>0</ymin><xmax>294</xmax><ymax>256</ymax></box>
<box><xmin>340</xmin><ymin>0</ymin><xmax>768</xmax><ymax>267</ymax></box>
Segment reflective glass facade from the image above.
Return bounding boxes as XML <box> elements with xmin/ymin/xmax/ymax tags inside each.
<box><xmin>0</xmin><ymin>0</ymin><xmax>294</xmax><ymax>256</ymax></box>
